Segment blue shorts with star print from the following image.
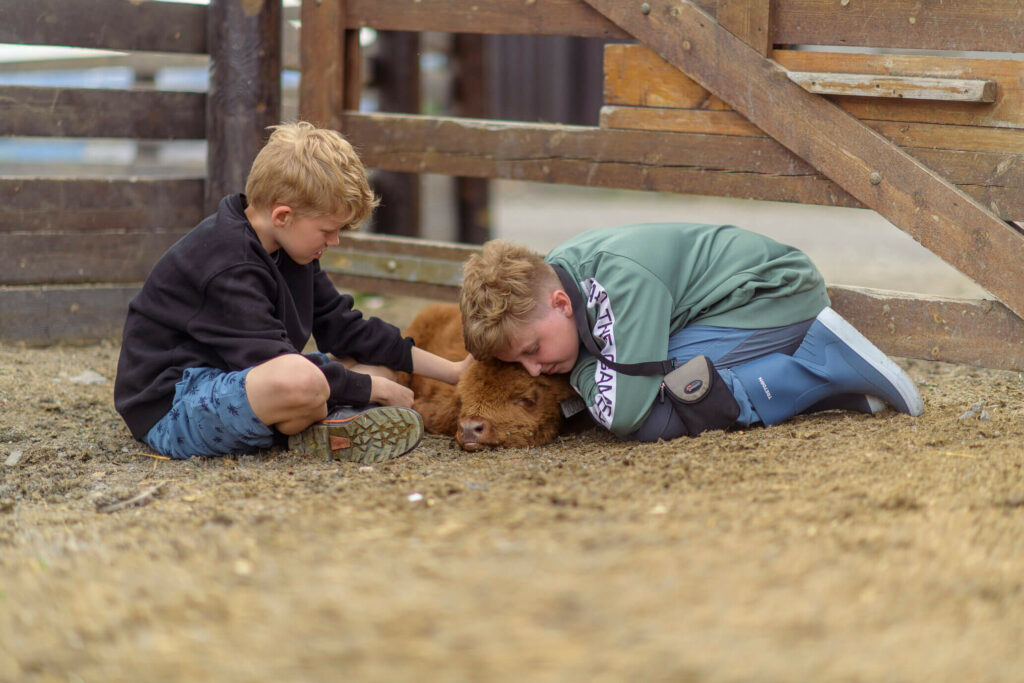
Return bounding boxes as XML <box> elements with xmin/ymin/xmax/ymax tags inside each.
<box><xmin>144</xmin><ymin>366</ymin><xmax>275</xmax><ymax>459</ymax></box>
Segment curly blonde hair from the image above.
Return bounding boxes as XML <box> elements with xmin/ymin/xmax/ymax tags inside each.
<box><xmin>460</xmin><ymin>240</ymin><xmax>560</xmax><ymax>359</ymax></box>
<box><xmin>245</xmin><ymin>121</ymin><xmax>379</xmax><ymax>226</ymax></box>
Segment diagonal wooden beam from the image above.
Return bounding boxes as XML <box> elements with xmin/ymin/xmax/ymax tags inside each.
<box><xmin>582</xmin><ymin>0</ymin><xmax>1024</xmax><ymax>320</ymax></box>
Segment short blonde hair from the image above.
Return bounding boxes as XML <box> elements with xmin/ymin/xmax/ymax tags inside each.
<box><xmin>245</xmin><ymin>121</ymin><xmax>379</xmax><ymax>226</ymax></box>
<box><xmin>460</xmin><ymin>240</ymin><xmax>560</xmax><ymax>359</ymax></box>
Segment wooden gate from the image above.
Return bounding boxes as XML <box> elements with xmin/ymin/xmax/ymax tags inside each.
<box><xmin>303</xmin><ymin>0</ymin><xmax>1024</xmax><ymax>372</ymax></box>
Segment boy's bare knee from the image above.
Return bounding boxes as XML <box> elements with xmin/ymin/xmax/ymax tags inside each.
<box><xmin>248</xmin><ymin>354</ymin><xmax>329</xmax><ymax>415</ymax></box>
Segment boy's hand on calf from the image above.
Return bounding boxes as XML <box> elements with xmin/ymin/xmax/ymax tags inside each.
<box><xmin>369</xmin><ymin>375</ymin><xmax>415</xmax><ymax>409</ymax></box>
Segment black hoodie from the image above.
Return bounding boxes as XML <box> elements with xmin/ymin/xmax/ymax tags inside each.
<box><xmin>114</xmin><ymin>194</ymin><xmax>413</xmax><ymax>440</ymax></box>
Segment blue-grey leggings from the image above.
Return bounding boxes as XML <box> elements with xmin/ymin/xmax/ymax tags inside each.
<box><xmin>628</xmin><ymin>319</ymin><xmax>814</xmax><ymax>442</ymax></box>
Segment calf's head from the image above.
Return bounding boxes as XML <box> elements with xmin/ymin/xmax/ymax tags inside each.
<box><xmin>455</xmin><ymin>358</ymin><xmax>574</xmax><ymax>451</ymax></box>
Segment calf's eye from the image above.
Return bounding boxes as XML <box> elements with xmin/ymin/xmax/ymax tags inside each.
<box><xmin>515</xmin><ymin>397</ymin><xmax>536</xmax><ymax>409</ymax></box>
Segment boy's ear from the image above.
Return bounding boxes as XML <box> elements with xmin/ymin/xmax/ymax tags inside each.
<box><xmin>550</xmin><ymin>289</ymin><xmax>573</xmax><ymax>316</ymax></box>
<box><xmin>270</xmin><ymin>204</ymin><xmax>293</xmax><ymax>227</ymax></box>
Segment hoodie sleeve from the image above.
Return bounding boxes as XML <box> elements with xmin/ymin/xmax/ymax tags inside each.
<box><xmin>310</xmin><ymin>270</ymin><xmax>415</xmax><ymax>372</ymax></box>
<box><xmin>187</xmin><ymin>265</ymin><xmax>376</xmax><ymax>406</ymax></box>
<box><xmin>567</xmin><ymin>254</ymin><xmax>674</xmax><ymax>437</ymax></box>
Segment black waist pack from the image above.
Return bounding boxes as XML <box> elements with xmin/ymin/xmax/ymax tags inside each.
<box><xmin>551</xmin><ymin>264</ymin><xmax>741</xmax><ymax>437</ymax></box>
<box><xmin>660</xmin><ymin>355</ymin><xmax>740</xmax><ymax>435</ymax></box>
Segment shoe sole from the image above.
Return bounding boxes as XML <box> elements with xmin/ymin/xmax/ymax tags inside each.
<box><xmin>288</xmin><ymin>407</ymin><xmax>425</xmax><ymax>462</ymax></box>
<box><xmin>816</xmin><ymin>307</ymin><xmax>924</xmax><ymax>417</ymax></box>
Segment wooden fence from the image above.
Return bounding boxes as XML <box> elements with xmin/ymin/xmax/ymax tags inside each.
<box><xmin>3</xmin><ymin>0</ymin><xmax>1024</xmax><ymax>373</ymax></box>
<box><xmin>305</xmin><ymin>0</ymin><xmax>1024</xmax><ymax>372</ymax></box>
<box><xmin>0</xmin><ymin>0</ymin><xmax>280</xmax><ymax>343</ymax></box>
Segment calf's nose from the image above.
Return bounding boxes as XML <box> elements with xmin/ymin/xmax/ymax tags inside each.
<box><xmin>458</xmin><ymin>416</ymin><xmax>494</xmax><ymax>451</ymax></box>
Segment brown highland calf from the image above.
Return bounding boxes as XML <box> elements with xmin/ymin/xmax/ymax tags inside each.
<box><xmin>399</xmin><ymin>303</ymin><xmax>576</xmax><ymax>451</ymax></box>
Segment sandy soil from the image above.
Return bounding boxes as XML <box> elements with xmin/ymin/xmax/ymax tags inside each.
<box><xmin>2</xmin><ymin>294</ymin><xmax>1023</xmax><ymax>682</ymax></box>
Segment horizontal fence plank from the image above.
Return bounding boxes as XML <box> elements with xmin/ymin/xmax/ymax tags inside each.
<box><xmin>320</xmin><ymin>233</ymin><xmax>475</xmax><ymax>300</ymax></box>
<box><xmin>0</xmin><ymin>86</ymin><xmax>206</xmax><ymax>140</ymax></box>
<box><xmin>0</xmin><ymin>0</ymin><xmax>207</xmax><ymax>54</ymax></box>
<box><xmin>340</xmin><ymin>112</ymin><xmax>1024</xmax><ymax>220</ymax></box>
<box><xmin>787</xmin><ymin>72</ymin><xmax>997</xmax><ymax>103</ymax></box>
<box><xmin>344</xmin><ymin>0</ymin><xmax>638</xmax><ymax>38</ymax></box>
<box><xmin>1</xmin><ymin>231</ymin><xmax>187</xmax><ymax>285</ymax></box>
<box><xmin>605</xmin><ymin>46</ymin><xmax>1024</xmax><ymax>131</ymax></box>
<box><xmin>1</xmin><ymin>177</ymin><xmax>205</xmax><ymax>234</ymax></box>
<box><xmin>325</xmin><ymin>274</ymin><xmax>462</xmax><ymax>303</ymax></box>
<box><xmin>320</xmin><ymin>232</ymin><xmax>1024</xmax><ymax>372</ymax></box>
<box><xmin>827</xmin><ymin>286</ymin><xmax>1024</xmax><ymax>372</ymax></box>
<box><xmin>341</xmin><ymin>111</ymin><xmax>860</xmax><ymax>206</ymax></box>
<box><xmin>0</xmin><ymin>284</ymin><xmax>139</xmax><ymax>345</ymax></box>
<box><xmin>773</xmin><ymin>0</ymin><xmax>1024</xmax><ymax>54</ymax></box>
<box><xmin>342</xmin><ymin>0</ymin><xmax>1023</xmax><ymax>51</ymax></box>
<box><xmin>599</xmin><ymin>104</ymin><xmax>1024</xmax><ymax>155</ymax></box>
<box><xmin>599</xmin><ymin>107</ymin><xmax>1024</xmax><ymax>220</ymax></box>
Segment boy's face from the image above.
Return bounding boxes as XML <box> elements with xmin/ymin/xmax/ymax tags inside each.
<box><xmin>496</xmin><ymin>290</ymin><xmax>580</xmax><ymax>376</ymax></box>
<box><xmin>273</xmin><ymin>205</ymin><xmax>351</xmax><ymax>264</ymax></box>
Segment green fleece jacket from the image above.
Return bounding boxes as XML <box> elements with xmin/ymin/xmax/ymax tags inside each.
<box><xmin>545</xmin><ymin>222</ymin><xmax>829</xmax><ymax>436</ymax></box>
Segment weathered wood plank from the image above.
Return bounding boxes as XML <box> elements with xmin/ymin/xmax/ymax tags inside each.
<box><xmin>338</xmin><ymin>0</ymin><xmax>1023</xmax><ymax>51</ymax></box>
<box><xmin>787</xmin><ymin>72</ymin><xmax>997</xmax><ymax>103</ymax></box>
<box><xmin>0</xmin><ymin>0</ymin><xmax>207</xmax><ymax>54</ymax></box>
<box><xmin>0</xmin><ymin>285</ymin><xmax>140</xmax><ymax>346</ymax></box>
<box><xmin>584</xmin><ymin>0</ymin><xmax>1024</xmax><ymax>319</ymax></box>
<box><xmin>717</xmin><ymin>0</ymin><xmax>772</xmax><ymax>56</ymax></box>
<box><xmin>599</xmin><ymin>105</ymin><xmax>1024</xmax><ymax>162</ymax></box>
<box><xmin>343</xmin><ymin>0</ymin><xmax>636</xmax><ymax>38</ymax></box>
<box><xmin>322</xmin><ymin>231</ymin><xmax>1024</xmax><ymax>371</ymax></box>
<box><xmin>340</xmin><ymin>111</ymin><xmax>862</xmax><ymax>206</ymax></box>
<box><xmin>321</xmin><ymin>232</ymin><xmax>479</xmax><ymax>301</ymax></box>
<box><xmin>0</xmin><ymin>232</ymin><xmax>186</xmax><ymax>285</ymax></box>
<box><xmin>605</xmin><ymin>45</ymin><xmax>1024</xmax><ymax>130</ymax></box>
<box><xmin>827</xmin><ymin>286</ymin><xmax>1024</xmax><ymax>372</ymax></box>
<box><xmin>599</xmin><ymin>105</ymin><xmax>1024</xmax><ymax>219</ymax></box>
<box><xmin>205</xmin><ymin>0</ymin><xmax>282</xmax><ymax>213</ymax></box>
<box><xmin>300</xmin><ymin>0</ymin><xmax>348</xmax><ymax>129</ymax></box>
<box><xmin>773</xmin><ymin>0</ymin><xmax>1024</xmax><ymax>54</ymax></box>
<box><xmin>340</xmin><ymin>112</ymin><xmax>1024</xmax><ymax>221</ymax></box>
<box><xmin>0</xmin><ymin>177</ymin><xmax>205</xmax><ymax>234</ymax></box>
<box><xmin>0</xmin><ymin>86</ymin><xmax>205</xmax><ymax>140</ymax></box>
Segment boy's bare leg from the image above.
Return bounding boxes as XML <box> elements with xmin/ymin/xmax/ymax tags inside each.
<box><xmin>246</xmin><ymin>354</ymin><xmax>330</xmax><ymax>435</ymax></box>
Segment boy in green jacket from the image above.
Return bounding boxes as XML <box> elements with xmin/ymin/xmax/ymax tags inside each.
<box><xmin>459</xmin><ymin>223</ymin><xmax>922</xmax><ymax>441</ymax></box>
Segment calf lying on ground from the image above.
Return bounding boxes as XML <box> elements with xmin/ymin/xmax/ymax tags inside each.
<box><xmin>399</xmin><ymin>303</ymin><xmax>575</xmax><ymax>451</ymax></box>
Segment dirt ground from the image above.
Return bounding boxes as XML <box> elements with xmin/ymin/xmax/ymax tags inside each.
<box><xmin>2</xmin><ymin>294</ymin><xmax>1023</xmax><ymax>683</ymax></box>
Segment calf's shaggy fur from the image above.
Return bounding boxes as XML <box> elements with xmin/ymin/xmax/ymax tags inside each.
<box><xmin>399</xmin><ymin>303</ymin><xmax>575</xmax><ymax>450</ymax></box>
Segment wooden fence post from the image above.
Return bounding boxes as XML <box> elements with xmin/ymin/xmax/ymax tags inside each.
<box><xmin>453</xmin><ymin>33</ymin><xmax>491</xmax><ymax>244</ymax></box>
<box><xmin>206</xmin><ymin>0</ymin><xmax>282</xmax><ymax>214</ymax></box>
<box><xmin>371</xmin><ymin>31</ymin><xmax>421</xmax><ymax>237</ymax></box>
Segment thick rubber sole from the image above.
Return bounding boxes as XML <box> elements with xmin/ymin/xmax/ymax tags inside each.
<box><xmin>815</xmin><ymin>307</ymin><xmax>924</xmax><ymax>417</ymax></box>
<box><xmin>288</xmin><ymin>407</ymin><xmax>424</xmax><ymax>462</ymax></box>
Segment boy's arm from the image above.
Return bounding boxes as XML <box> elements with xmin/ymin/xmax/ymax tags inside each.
<box><xmin>410</xmin><ymin>347</ymin><xmax>473</xmax><ymax>385</ymax></box>
<box><xmin>190</xmin><ymin>267</ymin><xmax>377</xmax><ymax>407</ymax></box>
<box><xmin>563</xmin><ymin>256</ymin><xmax>674</xmax><ymax>436</ymax></box>
<box><xmin>311</xmin><ymin>270</ymin><xmax>415</xmax><ymax>371</ymax></box>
